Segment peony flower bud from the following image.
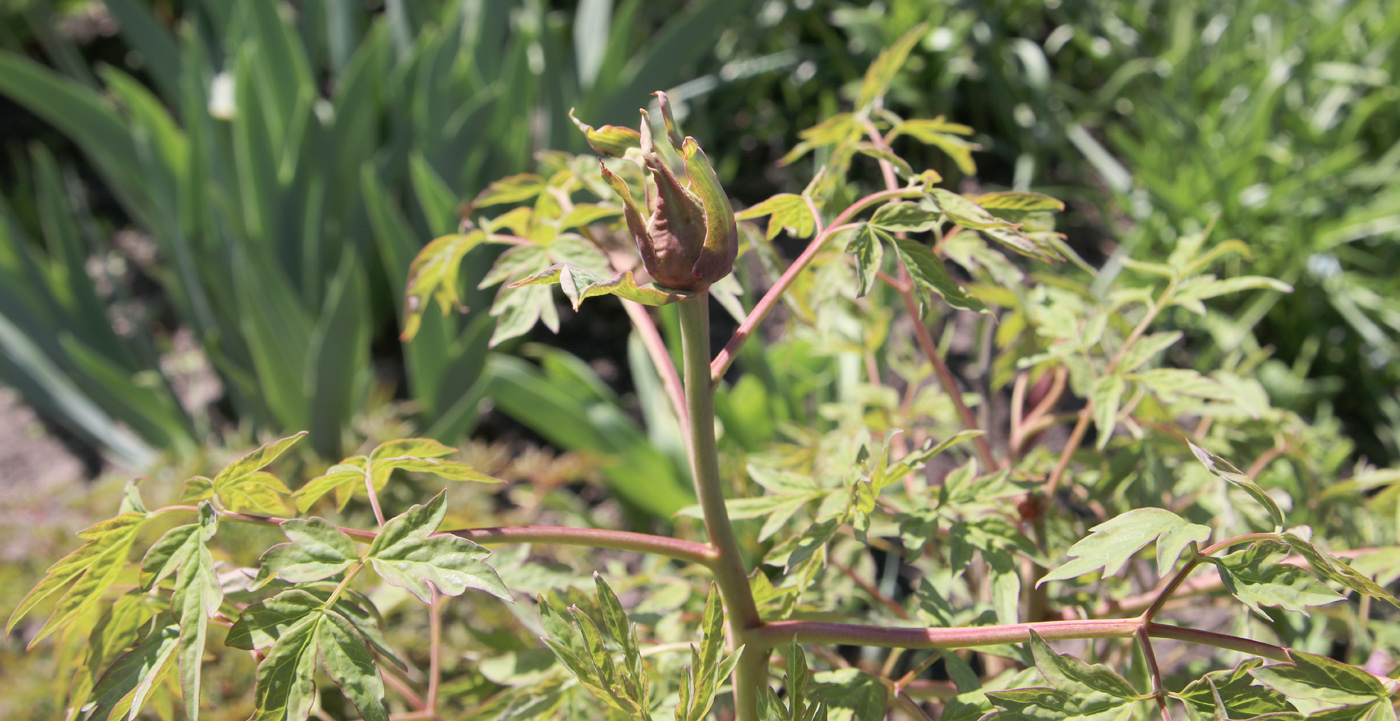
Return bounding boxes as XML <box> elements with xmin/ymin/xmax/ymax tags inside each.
<box><xmin>574</xmin><ymin>92</ymin><xmax>737</xmax><ymax>291</ymax></box>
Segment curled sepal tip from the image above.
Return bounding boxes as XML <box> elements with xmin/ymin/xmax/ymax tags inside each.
<box><xmin>569</xmin><ymin>108</ymin><xmax>642</xmax><ymax>158</ymax></box>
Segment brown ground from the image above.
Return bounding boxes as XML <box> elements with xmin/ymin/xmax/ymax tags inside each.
<box><xmin>0</xmin><ymin>386</ymin><xmax>89</xmax><ymax>562</ymax></box>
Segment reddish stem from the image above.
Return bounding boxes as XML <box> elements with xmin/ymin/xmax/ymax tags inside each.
<box><xmin>710</xmin><ymin>187</ymin><xmax>924</xmax><ymax>383</ymax></box>
<box><xmin>622</xmin><ymin>299</ymin><xmax>689</xmax><ymax>440</ymax></box>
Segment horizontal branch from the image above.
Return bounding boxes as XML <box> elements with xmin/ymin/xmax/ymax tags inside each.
<box><xmin>196</xmin><ymin>507</ymin><xmax>719</xmax><ymax>567</ymax></box>
<box><xmin>711</xmin><ymin>187</ymin><xmax>925</xmax><ymax>383</ymax></box>
<box><xmin>755</xmin><ymin>618</ymin><xmax>1290</xmax><ymax>663</ymax></box>
<box><xmin>452</xmin><ymin>526</ymin><xmax>717</xmax><ymax>567</ymax></box>
<box><xmin>1145</xmin><ymin>624</ymin><xmax>1288</xmax><ymax>663</ymax></box>
<box><xmin>755</xmin><ymin>618</ymin><xmax>1142</xmax><ymax>649</ymax></box>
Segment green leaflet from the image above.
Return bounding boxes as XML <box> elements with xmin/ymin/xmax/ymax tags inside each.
<box><xmin>844</xmin><ymin>225</ymin><xmax>884</xmax><ymax>298</ymax></box>
<box><xmin>854</xmin><ymin>143</ymin><xmax>914</xmax><ymax>177</ymax></box>
<box><xmin>400</xmin><ymin>230</ymin><xmax>490</xmax><ymax>341</ymax></box>
<box><xmin>81</xmin><ymin>623</ymin><xmax>180</xmax><ymax>721</ymax></box>
<box><xmin>1188</xmin><ymin>442</ymin><xmax>1286</xmax><ymax>530</ymax></box>
<box><xmin>1092</xmin><ymin>374</ymin><xmax>1125</xmax><ymax>450</ymax></box>
<box><xmin>736</xmin><ymin>193</ymin><xmax>817</xmax><ymax>240</ymax></box>
<box><xmin>228</xmin><ymin>588</ymin><xmax>402</xmax><ymax>669</ymax></box>
<box><xmin>974</xmin><ymin>192</ymin><xmax>1065</xmax><ymax>213</ymax></box>
<box><xmin>1029</xmin><ymin>631</ymin><xmax>1140</xmax><ymax>701</ymax></box>
<box><xmin>568</xmin><ymin>109</ymin><xmax>642</xmax><ymax>157</ymax></box>
<box><xmin>893</xmin><ymin>117</ymin><xmax>980</xmax><ymax>175</ymax></box>
<box><xmin>676</xmin><ymin>466</ymin><xmax>826</xmax><ymax>542</ymax></box>
<box><xmin>1207</xmin><ymin>540</ymin><xmax>1344</xmax><ymax>617</ymax></box>
<box><xmin>986</xmin><ymin>687</ymin><xmax>1134</xmax><ymax>721</ymax></box>
<box><xmin>1039</xmin><ymin>507</ymin><xmax>1211</xmax><ymax>585</ymax></box>
<box><xmin>366</xmin><ymin>492</ymin><xmax>512</xmax><ymax>603</ymax></box>
<box><xmin>868</xmin><ymin>202</ymin><xmax>940</xmax><ymax>233</ymax></box>
<box><xmin>139</xmin><ymin>503</ymin><xmax>220</xmax><ymax>721</ymax></box>
<box><xmin>316</xmin><ymin>611</ymin><xmax>390</xmax><ymax>721</ymax></box>
<box><xmin>539</xmin><ymin>576</ymin><xmax>655</xmax><ymax>720</ymax></box>
<box><xmin>887</xmin><ymin>232</ymin><xmax>987</xmax><ymax>313</ymax></box>
<box><xmin>1117</xmin><ymin>331</ymin><xmax>1183</xmax><ymax>374</ymax></box>
<box><xmin>510</xmin><ymin>262</ymin><xmax>694</xmax><ymax>310</ymax></box>
<box><xmin>253</xmin><ymin>518</ymin><xmax>359</xmax><ymax>588</ymax></box>
<box><xmin>812</xmin><ymin>668</ymin><xmax>888</xmax><ymax>721</ymax></box>
<box><xmin>248</xmin><ymin>615</ymin><xmax>320</xmax><ymax>721</ymax></box>
<box><xmin>1175</xmin><ymin>659</ymin><xmax>1297</xmax><ymax>721</ymax></box>
<box><xmin>245</xmin><ymin>605</ymin><xmax>390</xmax><ymax>721</ymax></box>
<box><xmin>1250</xmin><ymin>651</ymin><xmax>1395</xmax><ymax>715</ymax></box>
<box><xmin>294</xmin><ymin>437</ymin><xmax>501</xmax><ymax>512</ymax></box>
<box><xmin>471</xmin><ymin>173</ymin><xmax>548</xmax><ymax>208</ymax></box>
<box><xmin>1278</xmin><ymin>532</ymin><xmax>1400</xmax><ymax>607</ymax></box>
<box><xmin>207</xmin><ymin>432</ymin><xmax>305</xmax><ymax>515</ymax></box>
<box><xmin>8</xmin><ymin>512</ymin><xmax>150</xmax><ymax>646</ymax></box>
<box><xmin>855</xmin><ymin>23</ymin><xmax>927</xmax><ymax>111</ymax></box>
<box><xmin>68</xmin><ymin>594</ymin><xmax>165</xmax><ymax>715</ymax></box>
<box><xmin>675</xmin><ymin>584</ymin><xmax>736</xmax><ymax>721</ymax></box>
<box><xmin>986</xmin><ymin>631</ymin><xmax>1141</xmax><ymax>721</ymax></box>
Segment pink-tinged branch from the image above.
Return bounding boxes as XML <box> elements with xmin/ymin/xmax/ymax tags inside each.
<box><xmin>622</xmin><ymin>299</ymin><xmax>689</xmax><ymax>440</ymax></box>
<box><xmin>452</xmin><ymin>526</ymin><xmax>718</xmax><ymax>567</ymax></box>
<box><xmin>898</xmin><ymin>279</ymin><xmax>998</xmax><ymax>469</ymax></box>
<box><xmin>755</xmin><ymin>618</ymin><xmax>1143</xmax><ymax>649</ymax></box>
<box><xmin>711</xmin><ymin>187</ymin><xmax>925</xmax><ymax>383</ymax></box>
<box><xmin>755</xmin><ymin>618</ymin><xmax>1292</xmax><ymax>663</ymax></box>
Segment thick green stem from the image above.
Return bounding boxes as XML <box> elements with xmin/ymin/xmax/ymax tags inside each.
<box><xmin>678</xmin><ymin>293</ymin><xmax>766</xmax><ymax>721</ymax></box>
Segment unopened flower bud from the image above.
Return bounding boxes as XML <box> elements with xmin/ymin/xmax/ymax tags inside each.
<box><xmin>575</xmin><ymin>92</ymin><xmax>737</xmax><ymax>291</ymax></box>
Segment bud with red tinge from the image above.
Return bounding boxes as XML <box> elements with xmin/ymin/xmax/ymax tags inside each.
<box><xmin>573</xmin><ymin>92</ymin><xmax>737</xmax><ymax>291</ymax></box>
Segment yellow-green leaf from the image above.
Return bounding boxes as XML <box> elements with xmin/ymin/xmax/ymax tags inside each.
<box><xmin>735</xmin><ymin>193</ymin><xmax>816</xmax><ymax>241</ymax></box>
<box><xmin>401</xmin><ymin>230</ymin><xmax>488</xmax><ymax>341</ymax></box>
<box><xmin>8</xmin><ymin>513</ymin><xmax>149</xmax><ymax>643</ymax></box>
<box><xmin>856</xmin><ymin>23</ymin><xmax>928</xmax><ymax>110</ymax></box>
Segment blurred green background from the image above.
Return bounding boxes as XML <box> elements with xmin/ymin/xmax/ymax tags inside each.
<box><xmin>2</xmin><ymin>0</ymin><xmax>1399</xmax><ymax>716</ymax></box>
